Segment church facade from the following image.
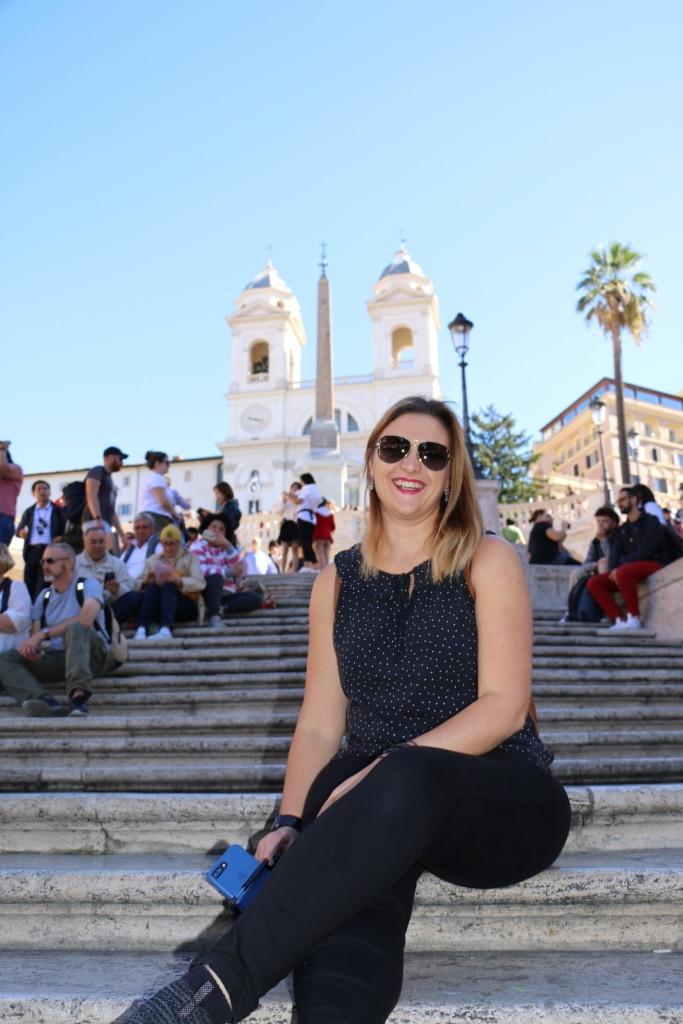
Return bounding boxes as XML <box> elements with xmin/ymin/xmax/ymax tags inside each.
<box><xmin>218</xmin><ymin>247</ymin><xmax>443</xmax><ymax>511</ymax></box>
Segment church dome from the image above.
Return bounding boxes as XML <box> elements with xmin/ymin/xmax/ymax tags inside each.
<box><xmin>379</xmin><ymin>246</ymin><xmax>426</xmax><ymax>280</ymax></box>
<box><xmin>245</xmin><ymin>261</ymin><xmax>291</xmax><ymax>293</ymax></box>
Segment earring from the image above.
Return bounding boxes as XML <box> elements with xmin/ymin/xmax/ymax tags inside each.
<box><xmin>442</xmin><ymin>488</ymin><xmax>450</xmax><ymax>501</ymax></box>
<box><xmin>368</xmin><ymin>479</ymin><xmax>374</xmax><ymax>491</ymax></box>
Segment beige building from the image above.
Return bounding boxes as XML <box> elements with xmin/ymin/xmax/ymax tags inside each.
<box><xmin>532</xmin><ymin>377</ymin><xmax>683</xmax><ymax>506</ymax></box>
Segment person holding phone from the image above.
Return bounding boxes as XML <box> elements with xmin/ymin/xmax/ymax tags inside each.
<box><xmin>114</xmin><ymin>396</ymin><xmax>571</xmax><ymax>1024</ymax></box>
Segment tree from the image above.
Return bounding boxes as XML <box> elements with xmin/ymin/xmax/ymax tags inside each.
<box><xmin>470</xmin><ymin>405</ymin><xmax>543</xmax><ymax>502</ymax></box>
<box><xmin>576</xmin><ymin>243</ymin><xmax>655</xmax><ymax>484</ymax></box>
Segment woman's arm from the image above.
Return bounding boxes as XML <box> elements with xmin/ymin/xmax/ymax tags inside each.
<box><xmin>414</xmin><ymin>536</ymin><xmax>532</xmax><ymax>753</ymax></box>
<box><xmin>278</xmin><ymin>565</ymin><xmax>348</xmax><ymax>815</ymax></box>
<box><xmin>151</xmin><ymin>486</ymin><xmax>176</xmax><ymax>518</ymax></box>
<box><xmin>0</xmin><ymin>580</ymin><xmax>31</xmax><ymax>635</ymax></box>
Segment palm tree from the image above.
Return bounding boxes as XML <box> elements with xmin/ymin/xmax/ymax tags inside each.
<box><xmin>576</xmin><ymin>243</ymin><xmax>655</xmax><ymax>485</ymax></box>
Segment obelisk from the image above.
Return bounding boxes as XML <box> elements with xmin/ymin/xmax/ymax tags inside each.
<box><xmin>303</xmin><ymin>244</ymin><xmax>346</xmax><ymax>505</ymax></box>
<box><xmin>309</xmin><ymin>244</ymin><xmax>339</xmax><ymax>453</ymax></box>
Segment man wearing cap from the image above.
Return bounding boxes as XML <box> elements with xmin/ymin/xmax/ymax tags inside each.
<box><xmin>83</xmin><ymin>446</ymin><xmax>127</xmax><ymax>552</ymax></box>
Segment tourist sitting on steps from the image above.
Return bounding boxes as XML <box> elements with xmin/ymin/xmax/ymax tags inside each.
<box><xmin>0</xmin><ymin>542</ymin><xmax>117</xmax><ymax>717</ymax></box>
<box><xmin>75</xmin><ymin>525</ymin><xmax>138</xmax><ymax>626</ymax></box>
<box><xmin>527</xmin><ymin>509</ymin><xmax>580</xmax><ymax>565</ymax></box>
<box><xmin>133</xmin><ymin>524</ymin><xmax>205</xmax><ymax>641</ymax></box>
<box><xmin>120</xmin><ymin>513</ymin><xmax>161</xmax><ymax>582</ymax></box>
<box><xmin>190</xmin><ymin>514</ymin><xmax>265</xmax><ymax>627</ymax></box>
<box><xmin>0</xmin><ymin>544</ymin><xmax>31</xmax><ymax>654</ymax></box>
<box><xmin>587</xmin><ymin>485</ymin><xmax>669</xmax><ymax>632</ymax></box>
<box><xmin>113</xmin><ymin>394</ymin><xmax>570</xmax><ymax>1024</ymax></box>
<box><xmin>561</xmin><ymin>506</ymin><xmax>619</xmax><ymax>623</ymax></box>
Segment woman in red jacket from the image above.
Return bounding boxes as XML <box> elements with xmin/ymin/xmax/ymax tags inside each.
<box><xmin>312</xmin><ymin>498</ymin><xmax>335</xmax><ymax>571</ymax></box>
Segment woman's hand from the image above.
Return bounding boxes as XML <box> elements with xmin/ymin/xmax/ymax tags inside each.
<box><xmin>317</xmin><ymin>760</ymin><xmax>381</xmax><ymax>817</ymax></box>
<box><xmin>255</xmin><ymin>825</ymin><xmax>299</xmax><ymax>864</ymax></box>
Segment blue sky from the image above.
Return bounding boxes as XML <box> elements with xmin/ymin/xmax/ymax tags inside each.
<box><xmin>2</xmin><ymin>0</ymin><xmax>681</xmax><ymax>473</ymax></box>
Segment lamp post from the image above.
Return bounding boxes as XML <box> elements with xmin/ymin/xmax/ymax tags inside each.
<box><xmin>627</xmin><ymin>426</ymin><xmax>640</xmax><ymax>484</ymax></box>
<box><xmin>448</xmin><ymin>312</ymin><xmax>480</xmax><ymax>476</ymax></box>
<box><xmin>589</xmin><ymin>395</ymin><xmax>612</xmax><ymax>504</ymax></box>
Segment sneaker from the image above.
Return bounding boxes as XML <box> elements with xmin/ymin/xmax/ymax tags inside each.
<box><xmin>605</xmin><ymin>618</ymin><xmax>628</xmax><ymax>632</ymax></box>
<box><xmin>22</xmin><ymin>696</ymin><xmax>66</xmax><ymax>718</ymax></box>
<box><xmin>148</xmin><ymin>626</ymin><xmax>172</xmax><ymax>641</ymax></box>
<box><xmin>113</xmin><ymin>964</ymin><xmax>232</xmax><ymax>1023</ymax></box>
<box><xmin>68</xmin><ymin>698</ymin><xmax>90</xmax><ymax>717</ymax></box>
<box><xmin>208</xmin><ymin>615</ymin><xmax>223</xmax><ymax>628</ymax></box>
<box><xmin>623</xmin><ymin>614</ymin><xmax>646</xmax><ymax>630</ymax></box>
<box><xmin>134</xmin><ymin>627</ymin><xmax>147</xmax><ymax>641</ymax></box>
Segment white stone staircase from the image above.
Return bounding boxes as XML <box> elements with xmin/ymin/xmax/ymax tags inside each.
<box><xmin>0</xmin><ymin>573</ymin><xmax>681</xmax><ymax>1021</ymax></box>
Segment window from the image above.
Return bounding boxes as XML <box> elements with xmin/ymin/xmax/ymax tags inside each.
<box><xmin>249</xmin><ymin>340</ymin><xmax>270</xmax><ymax>380</ymax></box>
<box><xmin>644</xmin><ymin>423</ymin><xmax>656</xmax><ymax>438</ymax></box>
<box><xmin>347</xmin><ymin>413</ymin><xmax>359</xmax><ymax>433</ymax></box>
<box><xmin>677</xmin><ymin>454</ymin><xmax>683</xmax><ymax>468</ymax></box>
<box><xmin>390</xmin><ymin>327</ymin><xmax>414</xmax><ymax>369</ymax></box>
<box><xmin>651</xmin><ymin>448</ymin><xmax>659</xmax><ymax>462</ymax></box>
<box><xmin>573</xmin><ymin>464</ymin><xmax>580</xmax><ymax>477</ymax></box>
<box><xmin>654</xmin><ymin>478</ymin><xmax>668</xmax><ymax>494</ymax></box>
<box><xmin>121</xmin><ymin>476</ymin><xmax>131</xmax><ymax>488</ymax></box>
<box><xmin>117</xmin><ymin>503</ymin><xmax>132</xmax><ymax>517</ymax></box>
<box><xmin>669</xmin><ymin>429</ymin><xmax>679</xmax><ymax>443</ymax></box>
<box><xmin>184</xmin><ymin>470</ymin><xmax>192</xmax><ymax>482</ymax></box>
<box><xmin>585</xmin><ymin>452</ymin><xmax>599</xmax><ymax>468</ymax></box>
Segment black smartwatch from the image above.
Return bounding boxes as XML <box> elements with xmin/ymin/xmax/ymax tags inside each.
<box><xmin>273</xmin><ymin>814</ymin><xmax>302</xmax><ymax>832</ymax></box>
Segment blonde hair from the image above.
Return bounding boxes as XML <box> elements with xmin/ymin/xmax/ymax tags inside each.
<box><xmin>361</xmin><ymin>396</ymin><xmax>483</xmax><ymax>582</ymax></box>
<box><xmin>0</xmin><ymin>543</ymin><xmax>15</xmax><ymax>576</ymax></box>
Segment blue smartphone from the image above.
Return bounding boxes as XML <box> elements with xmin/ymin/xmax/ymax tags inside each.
<box><xmin>204</xmin><ymin>844</ymin><xmax>271</xmax><ymax>913</ymax></box>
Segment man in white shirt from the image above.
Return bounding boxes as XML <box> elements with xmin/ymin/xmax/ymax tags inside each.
<box><xmin>120</xmin><ymin>513</ymin><xmax>161</xmax><ymax>581</ymax></box>
<box><xmin>16</xmin><ymin>481</ymin><xmax>67</xmax><ymax>599</ymax></box>
<box><xmin>245</xmin><ymin>537</ymin><xmax>278</xmax><ymax>576</ymax></box>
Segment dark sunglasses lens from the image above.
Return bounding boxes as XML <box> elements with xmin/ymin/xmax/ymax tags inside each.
<box><xmin>418</xmin><ymin>443</ymin><xmax>450</xmax><ymax>471</ymax></box>
<box><xmin>377</xmin><ymin>436</ymin><xmax>410</xmax><ymax>463</ymax></box>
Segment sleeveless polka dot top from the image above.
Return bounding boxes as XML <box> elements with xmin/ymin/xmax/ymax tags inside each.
<box><xmin>333</xmin><ymin>545</ymin><xmax>553</xmax><ymax>769</ymax></box>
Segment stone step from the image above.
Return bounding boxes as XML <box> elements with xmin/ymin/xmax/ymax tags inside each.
<box><xmin>115</xmin><ymin>657</ymin><xmax>307</xmax><ymax>676</ymax></box>
<box><xmin>1</xmin><ymin>785</ymin><xmax>680</xmax><ymax>855</ymax></box>
<box><xmin>0</xmin><ymin>950</ymin><xmax>680</xmax><ymax>1023</ymax></box>
<box><xmin>2</xmin><ymin>753</ymin><xmax>683</xmax><ymax>792</ymax></box>
<box><xmin>0</xmin><ymin>849</ymin><xmax>680</xmax><ymax>953</ymax></box>
<box><xmin>1</xmin><ymin>703</ymin><xmax>682</xmax><ymax>733</ymax></box>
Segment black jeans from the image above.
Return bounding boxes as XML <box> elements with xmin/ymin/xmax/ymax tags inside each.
<box><xmin>135</xmin><ymin>582</ymin><xmax>197</xmax><ymax>629</ymax></box>
<box><xmin>200</xmin><ymin>745</ymin><xmax>571</xmax><ymax>1024</ymax></box>
<box><xmin>23</xmin><ymin>544</ymin><xmax>47</xmax><ymax>600</ymax></box>
<box><xmin>204</xmin><ymin>575</ymin><xmax>263</xmax><ymax>616</ymax></box>
<box><xmin>297</xmin><ymin>520</ymin><xmax>316</xmax><ymax>564</ymax></box>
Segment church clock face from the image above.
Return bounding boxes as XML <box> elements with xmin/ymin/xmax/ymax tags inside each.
<box><xmin>241</xmin><ymin>404</ymin><xmax>271</xmax><ymax>434</ymax></box>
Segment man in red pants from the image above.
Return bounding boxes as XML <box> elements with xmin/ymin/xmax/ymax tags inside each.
<box><xmin>587</xmin><ymin>486</ymin><xmax>666</xmax><ymax>632</ymax></box>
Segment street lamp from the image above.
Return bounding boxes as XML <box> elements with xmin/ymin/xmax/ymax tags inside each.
<box><xmin>448</xmin><ymin>312</ymin><xmax>480</xmax><ymax>476</ymax></box>
<box><xmin>589</xmin><ymin>395</ymin><xmax>612</xmax><ymax>504</ymax></box>
<box><xmin>627</xmin><ymin>426</ymin><xmax>640</xmax><ymax>484</ymax></box>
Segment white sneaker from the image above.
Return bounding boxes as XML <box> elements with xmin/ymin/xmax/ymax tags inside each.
<box><xmin>605</xmin><ymin>618</ymin><xmax>628</xmax><ymax>632</ymax></box>
<box><xmin>156</xmin><ymin>626</ymin><xmax>172</xmax><ymax>640</ymax></box>
<box><xmin>134</xmin><ymin>627</ymin><xmax>147</xmax><ymax>641</ymax></box>
<box><xmin>208</xmin><ymin>615</ymin><xmax>223</xmax><ymax>628</ymax></box>
<box><xmin>623</xmin><ymin>614</ymin><xmax>645</xmax><ymax>630</ymax></box>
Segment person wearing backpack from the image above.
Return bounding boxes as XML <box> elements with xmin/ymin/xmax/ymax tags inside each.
<box><xmin>82</xmin><ymin>446</ymin><xmax>128</xmax><ymax>552</ymax></box>
<box><xmin>16</xmin><ymin>480</ymin><xmax>67</xmax><ymax>599</ymax></box>
<box><xmin>0</xmin><ymin>541</ymin><xmax>118</xmax><ymax>717</ymax></box>
<box><xmin>0</xmin><ymin>544</ymin><xmax>31</xmax><ymax>653</ymax></box>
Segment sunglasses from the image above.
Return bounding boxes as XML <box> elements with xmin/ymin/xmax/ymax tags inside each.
<box><xmin>374</xmin><ymin>435</ymin><xmax>451</xmax><ymax>472</ymax></box>
<box><xmin>40</xmin><ymin>556</ymin><xmax>68</xmax><ymax>566</ymax></box>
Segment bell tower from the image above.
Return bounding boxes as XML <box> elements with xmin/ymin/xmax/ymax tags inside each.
<box><xmin>224</xmin><ymin>262</ymin><xmax>306</xmax><ymax>442</ymax></box>
<box><xmin>366</xmin><ymin>246</ymin><xmax>440</xmax><ymax>387</ymax></box>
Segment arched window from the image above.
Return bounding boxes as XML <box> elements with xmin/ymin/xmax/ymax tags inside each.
<box><xmin>391</xmin><ymin>327</ymin><xmax>414</xmax><ymax>369</ymax></box>
<box><xmin>302</xmin><ymin>408</ymin><xmax>345</xmax><ymax>435</ymax></box>
<box><xmin>249</xmin><ymin>341</ymin><xmax>270</xmax><ymax>380</ymax></box>
<box><xmin>347</xmin><ymin>413</ymin><xmax>359</xmax><ymax>432</ymax></box>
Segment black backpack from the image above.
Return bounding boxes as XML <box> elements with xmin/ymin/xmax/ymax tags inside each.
<box><xmin>0</xmin><ymin>578</ymin><xmax>11</xmax><ymax>614</ymax></box>
<box><xmin>62</xmin><ymin>480</ymin><xmax>87</xmax><ymax>523</ymax></box>
<box><xmin>40</xmin><ymin>577</ymin><xmax>128</xmax><ymax>665</ymax></box>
